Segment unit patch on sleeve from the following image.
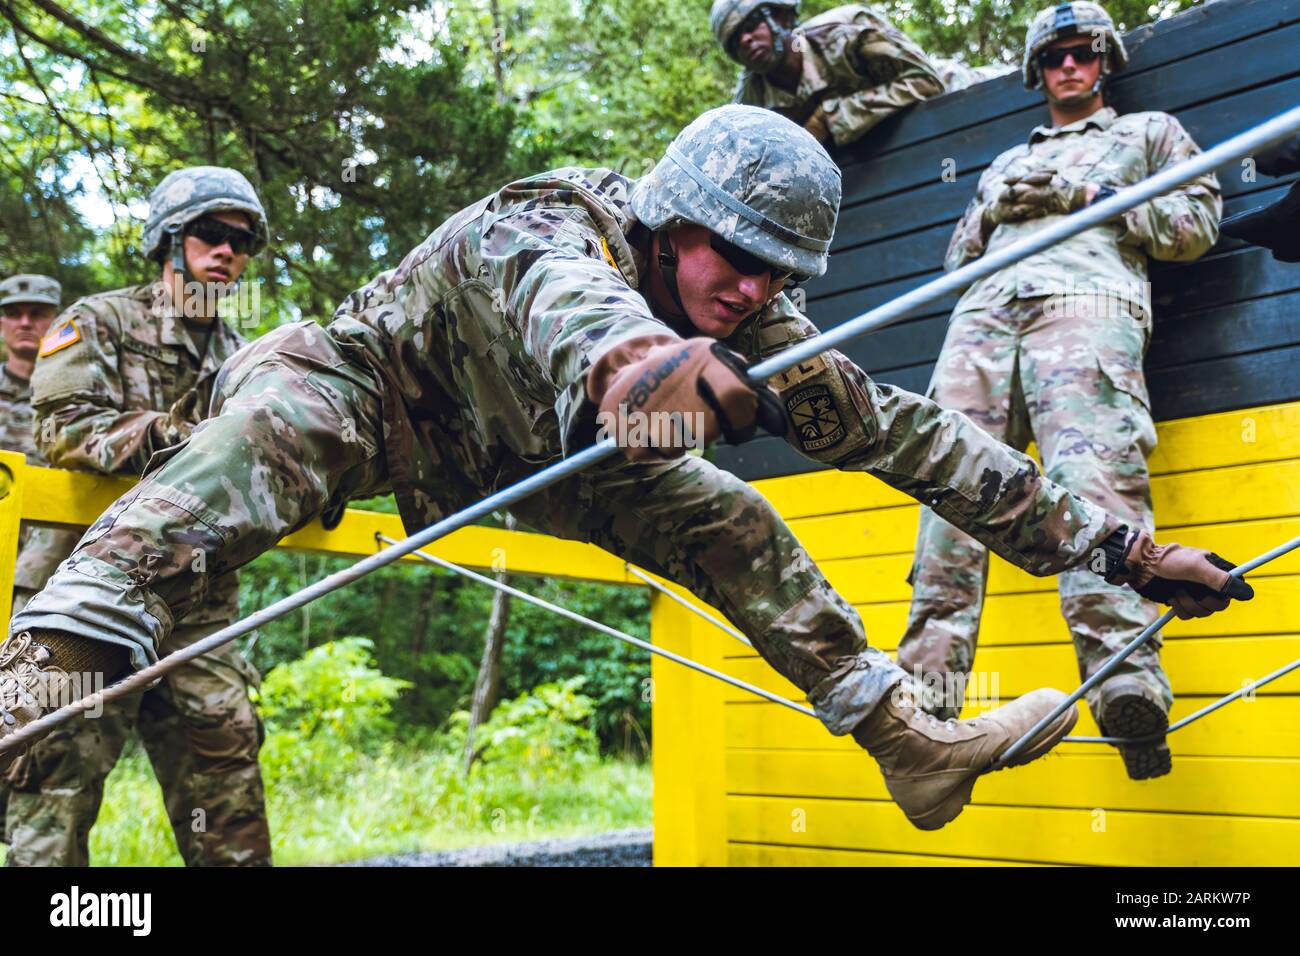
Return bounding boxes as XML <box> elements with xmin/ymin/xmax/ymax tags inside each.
<box><xmin>38</xmin><ymin>319</ymin><xmax>81</xmax><ymax>357</ymax></box>
<box><xmin>786</xmin><ymin>382</ymin><xmax>846</xmax><ymax>452</ymax></box>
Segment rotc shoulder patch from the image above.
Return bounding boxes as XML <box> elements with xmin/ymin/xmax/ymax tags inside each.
<box><xmin>786</xmin><ymin>383</ymin><xmax>846</xmax><ymax>452</ymax></box>
<box><xmin>39</xmin><ymin>319</ymin><xmax>81</xmax><ymax>357</ymax></box>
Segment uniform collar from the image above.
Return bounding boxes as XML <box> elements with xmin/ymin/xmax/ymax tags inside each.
<box><xmin>0</xmin><ymin>364</ymin><xmax>30</xmax><ymax>397</ymax></box>
<box><xmin>793</xmin><ymin>31</ymin><xmax>833</xmax><ymax>100</ymax></box>
<box><xmin>148</xmin><ymin>278</ymin><xmax>236</xmax><ymax>363</ymax></box>
<box><xmin>148</xmin><ymin>279</ymin><xmax>195</xmax><ymax>356</ymax></box>
<box><xmin>1029</xmin><ymin>106</ymin><xmax>1118</xmax><ymax>144</ymax></box>
<box><xmin>746</xmin><ymin>29</ymin><xmax>830</xmax><ymax>106</ymax></box>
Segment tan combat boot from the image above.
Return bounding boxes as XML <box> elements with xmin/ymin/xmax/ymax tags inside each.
<box><xmin>0</xmin><ymin>632</ymin><xmax>73</xmax><ymax>773</ymax></box>
<box><xmin>1097</xmin><ymin>676</ymin><xmax>1171</xmax><ymax>780</ymax></box>
<box><xmin>852</xmin><ymin>682</ymin><xmax>1078</xmax><ymax>831</ymax></box>
<box><xmin>0</xmin><ymin>630</ymin><xmax>125</xmax><ymax>774</ymax></box>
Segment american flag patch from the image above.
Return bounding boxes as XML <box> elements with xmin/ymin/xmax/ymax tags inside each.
<box><xmin>39</xmin><ymin>319</ymin><xmax>81</xmax><ymax>357</ymax></box>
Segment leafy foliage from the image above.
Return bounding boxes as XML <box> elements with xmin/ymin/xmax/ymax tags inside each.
<box><xmin>255</xmin><ymin>636</ymin><xmax>412</xmax><ymax>786</ymax></box>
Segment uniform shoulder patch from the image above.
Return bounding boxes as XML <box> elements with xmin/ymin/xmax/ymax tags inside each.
<box><xmin>786</xmin><ymin>382</ymin><xmax>846</xmax><ymax>453</ymax></box>
<box><xmin>38</xmin><ymin>319</ymin><xmax>81</xmax><ymax>357</ymax></box>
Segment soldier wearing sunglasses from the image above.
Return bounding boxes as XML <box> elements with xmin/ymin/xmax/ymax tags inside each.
<box><xmin>4</xmin><ymin>108</ymin><xmax>1253</xmax><ymax>838</ymax></box>
<box><xmin>897</xmin><ymin>2</ymin><xmax>1222</xmax><ymax>781</ymax></box>
<box><xmin>5</xmin><ymin>167</ymin><xmax>273</xmax><ymax>867</ymax></box>
<box><xmin>710</xmin><ymin>0</ymin><xmax>951</xmax><ymax>148</ymax></box>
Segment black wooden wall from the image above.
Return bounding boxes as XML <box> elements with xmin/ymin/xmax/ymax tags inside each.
<box><xmin>718</xmin><ymin>0</ymin><xmax>1300</xmax><ymax>481</ymax></box>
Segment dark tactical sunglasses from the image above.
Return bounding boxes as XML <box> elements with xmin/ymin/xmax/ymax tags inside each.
<box><xmin>738</xmin><ymin>8</ymin><xmax>767</xmax><ymax>36</ymax></box>
<box><xmin>1037</xmin><ymin>43</ymin><xmax>1103</xmax><ymax>70</ymax></box>
<box><xmin>730</xmin><ymin>6</ymin><xmax>783</xmax><ymax>55</ymax></box>
<box><xmin>709</xmin><ymin>234</ymin><xmax>804</xmax><ymax>285</ymax></box>
<box><xmin>184</xmin><ymin>216</ymin><xmax>259</xmax><ymax>255</ymax></box>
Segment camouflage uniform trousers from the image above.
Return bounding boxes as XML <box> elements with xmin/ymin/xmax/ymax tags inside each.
<box><xmin>24</xmin><ymin>321</ymin><xmax>904</xmax><ymax>743</ymax></box>
<box><xmin>896</xmin><ymin>294</ymin><xmax>1173</xmax><ymax>723</ymax></box>
<box><xmin>4</xmin><ymin>592</ymin><xmax>269</xmax><ymax>867</ymax></box>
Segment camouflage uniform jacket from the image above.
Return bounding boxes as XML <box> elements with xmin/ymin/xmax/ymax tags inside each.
<box><xmin>732</xmin><ymin>4</ymin><xmax>945</xmax><ymax>146</ymax></box>
<box><xmin>0</xmin><ymin>366</ymin><xmax>82</xmax><ymax>591</ymax></box>
<box><xmin>946</xmin><ymin>107</ymin><xmax>1222</xmax><ymax>320</ymax></box>
<box><xmin>30</xmin><ymin>281</ymin><xmax>245</xmax><ymax>622</ymax></box>
<box><xmin>328</xmin><ymin>166</ymin><xmax>1119</xmax><ymax>579</ymax></box>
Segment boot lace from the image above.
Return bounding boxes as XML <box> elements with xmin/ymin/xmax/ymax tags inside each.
<box><xmin>0</xmin><ymin>633</ymin><xmax>56</xmax><ymax>725</ymax></box>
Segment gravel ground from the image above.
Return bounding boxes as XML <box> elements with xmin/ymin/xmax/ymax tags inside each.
<box><xmin>339</xmin><ymin>827</ymin><xmax>653</xmax><ymax>867</ymax></box>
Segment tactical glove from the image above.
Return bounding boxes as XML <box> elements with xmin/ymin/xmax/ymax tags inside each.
<box><xmin>1099</xmin><ymin>527</ymin><xmax>1255</xmax><ymax>619</ymax></box>
<box><xmin>149</xmin><ymin>389</ymin><xmax>202</xmax><ymax>450</ymax></box>
<box><xmin>989</xmin><ymin>171</ymin><xmax>1093</xmax><ymax>225</ymax></box>
<box><xmin>587</xmin><ymin>335</ymin><xmax>786</xmax><ymax>462</ymax></box>
<box><xmin>804</xmin><ymin>106</ymin><xmax>833</xmax><ymax>146</ymax></box>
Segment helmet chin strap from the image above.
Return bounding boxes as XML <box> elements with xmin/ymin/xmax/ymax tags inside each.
<box><xmin>653</xmin><ymin>229</ymin><xmax>769</xmax><ymax>333</ymax></box>
<box><xmin>655</xmin><ymin>230</ymin><xmax>690</xmax><ymax>320</ymax></box>
<box><xmin>166</xmin><ymin>223</ymin><xmax>191</xmax><ymax>315</ymax></box>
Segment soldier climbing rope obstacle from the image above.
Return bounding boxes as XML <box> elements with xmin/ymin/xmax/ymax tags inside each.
<box><xmin>0</xmin><ymin>106</ymin><xmax>1253</xmax><ymax>832</ymax></box>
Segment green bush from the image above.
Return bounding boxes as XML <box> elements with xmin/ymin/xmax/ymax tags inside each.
<box><xmin>254</xmin><ymin>637</ymin><xmax>412</xmax><ymax>789</ymax></box>
<box><xmin>459</xmin><ymin>676</ymin><xmax>599</xmax><ymax>778</ymax></box>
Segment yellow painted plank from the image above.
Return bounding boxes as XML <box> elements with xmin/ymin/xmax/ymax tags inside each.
<box><xmin>724</xmin><ymin>695</ymin><xmax>1300</xmax><ymax>758</ymax></box>
<box><xmin>7</xmin><ymin>462</ymin><xmax>632</xmax><ymax>583</ymax></box>
<box><xmin>727</xmin><ymin>842</ymin><xmax>1045</xmax><ymax>866</ymax></box>
<box><xmin>13</xmin><ymin>460</ymin><xmax>136</xmax><ymax>528</ymax></box>
<box><xmin>1146</xmin><ymin>403</ymin><xmax>1300</xmax><ymax>475</ymax></box>
<box><xmin>721</xmin><ymin>634</ymin><xmax>1300</xmax><ymax>702</ymax></box>
<box><xmin>752</xmin><ymin>470</ymin><xmax>913</xmax><ymax>521</ymax></box>
<box><xmin>726</xmin><ymin>795</ymin><xmax>1300</xmax><ymax>866</ymax></box>
<box><xmin>784</xmin><ymin>486</ymin><xmax>1300</xmax><ymax>568</ymax></box>
<box><xmin>652</xmin><ymin>590</ymin><xmax>728</xmax><ymax>866</ymax></box>
<box><xmin>281</xmin><ymin>515</ymin><xmax>632</xmax><ymax>582</ymax></box>
<box><xmin>813</xmin><ymin>516</ymin><xmax>1300</xmax><ymax>606</ymax></box>
<box><xmin>751</xmin><ymin>402</ymin><xmax>1300</xmax><ymax>522</ymax></box>
<box><xmin>1152</xmin><ymin>459</ymin><xmax>1300</xmax><ymax>528</ymax></box>
<box><xmin>787</xmin><ymin>506</ymin><xmax>918</xmax><ymax>562</ymax></box>
<box><xmin>693</xmin><ymin>573</ymin><xmax>1300</xmax><ymax>657</ymax></box>
<box><xmin>726</xmin><ymin>750</ymin><xmax>1300</xmax><ymax>818</ymax></box>
<box><xmin>0</xmin><ymin>450</ymin><xmax>26</xmax><ymax>624</ymax></box>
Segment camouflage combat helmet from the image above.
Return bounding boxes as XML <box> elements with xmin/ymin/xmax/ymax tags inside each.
<box><xmin>143</xmin><ymin>166</ymin><xmax>269</xmax><ymax>270</ymax></box>
<box><xmin>0</xmin><ymin>274</ymin><xmax>61</xmax><ymax>309</ymax></box>
<box><xmin>1023</xmin><ymin>1</ymin><xmax>1129</xmax><ymax>91</ymax></box>
<box><xmin>631</xmin><ymin>105</ymin><xmax>840</xmax><ymax>281</ymax></box>
<box><xmin>710</xmin><ymin>0</ymin><xmax>800</xmax><ymax>63</ymax></box>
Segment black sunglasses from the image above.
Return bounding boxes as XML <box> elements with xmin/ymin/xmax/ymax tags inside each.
<box><xmin>184</xmin><ymin>216</ymin><xmax>259</xmax><ymax>255</ymax></box>
<box><xmin>1037</xmin><ymin>43</ymin><xmax>1102</xmax><ymax>70</ymax></box>
<box><xmin>709</xmin><ymin>234</ymin><xmax>803</xmax><ymax>284</ymax></box>
<box><xmin>738</xmin><ymin>8</ymin><xmax>767</xmax><ymax>35</ymax></box>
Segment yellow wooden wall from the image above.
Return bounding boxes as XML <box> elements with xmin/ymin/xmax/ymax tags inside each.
<box><xmin>653</xmin><ymin>401</ymin><xmax>1300</xmax><ymax>866</ymax></box>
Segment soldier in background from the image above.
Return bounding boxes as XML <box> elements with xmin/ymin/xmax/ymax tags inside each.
<box><xmin>897</xmin><ymin>2</ymin><xmax>1222</xmax><ymax>780</ymax></box>
<box><xmin>0</xmin><ymin>274</ymin><xmax>82</xmax><ymax>845</ymax></box>
<box><xmin>3</xmin><ymin>168</ymin><xmax>272</xmax><ymax>866</ymax></box>
<box><xmin>711</xmin><ymin>0</ymin><xmax>950</xmax><ymax>147</ymax></box>
<box><xmin>0</xmin><ymin>275</ymin><xmax>83</xmax><ymax>616</ymax></box>
<box><xmin>1</xmin><ymin>108</ymin><xmax>1249</xmax><ymax>834</ymax></box>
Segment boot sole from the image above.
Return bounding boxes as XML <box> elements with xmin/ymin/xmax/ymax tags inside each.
<box><xmin>903</xmin><ymin>701</ymin><xmax>1080</xmax><ymax>831</ymax></box>
<box><xmin>1104</xmin><ymin>693</ymin><xmax>1172</xmax><ymax>780</ymax></box>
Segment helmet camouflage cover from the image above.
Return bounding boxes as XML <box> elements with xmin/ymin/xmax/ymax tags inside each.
<box><xmin>710</xmin><ymin>0</ymin><xmax>800</xmax><ymax>56</ymax></box>
<box><xmin>0</xmin><ymin>274</ymin><xmax>61</xmax><ymax>309</ymax></box>
<box><xmin>143</xmin><ymin>165</ymin><xmax>269</xmax><ymax>262</ymax></box>
<box><xmin>630</xmin><ymin>104</ymin><xmax>840</xmax><ymax>279</ymax></box>
<box><xmin>1023</xmin><ymin>1</ymin><xmax>1129</xmax><ymax>90</ymax></box>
